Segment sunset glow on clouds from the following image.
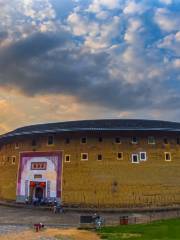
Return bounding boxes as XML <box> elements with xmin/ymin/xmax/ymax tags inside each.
<box><xmin>0</xmin><ymin>0</ymin><xmax>179</xmax><ymax>133</ymax></box>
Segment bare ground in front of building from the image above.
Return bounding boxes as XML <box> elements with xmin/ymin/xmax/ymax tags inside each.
<box><xmin>0</xmin><ymin>205</ymin><xmax>180</xmax><ymax>239</ymax></box>
<box><xmin>0</xmin><ymin>227</ymin><xmax>100</xmax><ymax>240</ymax></box>
<box><xmin>0</xmin><ymin>205</ymin><xmax>102</xmax><ymax>239</ymax></box>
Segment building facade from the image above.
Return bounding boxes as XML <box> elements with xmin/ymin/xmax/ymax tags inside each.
<box><xmin>0</xmin><ymin>119</ymin><xmax>180</xmax><ymax>208</ymax></box>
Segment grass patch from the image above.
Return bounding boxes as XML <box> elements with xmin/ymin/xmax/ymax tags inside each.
<box><xmin>97</xmin><ymin>218</ymin><xmax>180</xmax><ymax>240</ymax></box>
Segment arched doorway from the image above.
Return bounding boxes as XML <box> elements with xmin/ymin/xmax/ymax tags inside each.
<box><xmin>29</xmin><ymin>181</ymin><xmax>46</xmax><ymax>201</ymax></box>
<box><xmin>35</xmin><ymin>186</ymin><xmax>44</xmax><ymax>199</ymax></box>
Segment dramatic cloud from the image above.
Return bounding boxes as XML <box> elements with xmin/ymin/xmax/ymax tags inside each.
<box><xmin>0</xmin><ymin>0</ymin><xmax>179</xmax><ymax>132</ymax></box>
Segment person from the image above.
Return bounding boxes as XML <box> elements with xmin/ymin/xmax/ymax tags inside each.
<box><xmin>92</xmin><ymin>213</ymin><xmax>104</xmax><ymax>229</ymax></box>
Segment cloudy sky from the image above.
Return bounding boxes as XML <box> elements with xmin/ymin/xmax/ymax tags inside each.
<box><xmin>0</xmin><ymin>0</ymin><xmax>179</xmax><ymax>133</ymax></box>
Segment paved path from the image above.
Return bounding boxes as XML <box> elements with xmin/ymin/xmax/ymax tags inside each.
<box><xmin>0</xmin><ymin>205</ymin><xmax>122</xmax><ymax>226</ymax></box>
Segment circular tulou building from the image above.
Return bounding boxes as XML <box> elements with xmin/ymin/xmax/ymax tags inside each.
<box><xmin>0</xmin><ymin>119</ymin><xmax>180</xmax><ymax>208</ymax></box>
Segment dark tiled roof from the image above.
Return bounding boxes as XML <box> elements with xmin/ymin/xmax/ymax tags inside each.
<box><xmin>1</xmin><ymin>119</ymin><xmax>180</xmax><ymax>139</ymax></box>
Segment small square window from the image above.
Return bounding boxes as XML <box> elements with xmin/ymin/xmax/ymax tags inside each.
<box><xmin>81</xmin><ymin>153</ymin><xmax>88</xmax><ymax>161</ymax></box>
<box><xmin>132</xmin><ymin>154</ymin><xmax>139</xmax><ymax>163</ymax></box>
<box><xmin>12</xmin><ymin>156</ymin><xmax>16</xmax><ymax>165</ymax></box>
<box><xmin>15</xmin><ymin>142</ymin><xmax>19</xmax><ymax>149</ymax></box>
<box><xmin>148</xmin><ymin>136</ymin><xmax>155</xmax><ymax>144</ymax></box>
<box><xmin>115</xmin><ymin>137</ymin><xmax>121</xmax><ymax>144</ymax></box>
<box><xmin>32</xmin><ymin>139</ymin><xmax>37</xmax><ymax>146</ymax></box>
<box><xmin>65</xmin><ymin>138</ymin><xmax>70</xmax><ymax>144</ymax></box>
<box><xmin>163</xmin><ymin>138</ymin><xmax>168</xmax><ymax>144</ymax></box>
<box><xmin>98</xmin><ymin>137</ymin><xmax>103</xmax><ymax>142</ymax></box>
<box><xmin>165</xmin><ymin>152</ymin><xmax>171</xmax><ymax>161</ymax></box>
<box><xmin>140</xmin><ymin>152</ymin><xmax>147</xmax><ymax>161</ymax></box>
<box><xmin>47</xmin><ymin>136</ymin><xmax>54</xmax><ymax>145</ymax></box>
<box><xmin>65</xmin><ymin>155</ymin><xmax>71</xmax><ymax>162</ymax></box>
<box><xmin>81</xmin><ymin>137</ymin><xmax>87</xmax><ymax>144</ymax></box>
<box><xmin>132</xmin><ymin>137</ymin><xmax>138</xmax><ymax>144</ymax></box>
<box><xmin>117</xmin><ymin>152</ymin><xmax>123</xmax><ymax>160</ymax></box>
<box><xmin>97</xmin><ymin>154</ymin><xmax>102</xmax><ymax>161</ymax></box>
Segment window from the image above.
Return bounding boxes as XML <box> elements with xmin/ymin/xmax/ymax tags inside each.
<box><xmin>140</xmin><ymin>152</ymin><xmax>147</xmax><ymax>161</ymax></box>
<box><xmin>31</xmin><ymin>162</ymin><xmax>47</xmax><ymax>170</ymax></box>
<box><xmin>81</xmin><ymin>137</ymin><xmax>87</xmax><ymax>144</ymax></box>
<box><xmin>97</xmin><ymin>154</ymin><xmax>102</xmax><ymax>161</ymax></box>
<box><xmin>132</xmin><ymin>154</ymin><xmax>139</xmax><ymax>163</ymax></box>
<box><xmin>47</xmin><ymin>136</ymin><xmax>54</xmax><ymax>145</ymax></box>
<box><xmin>132</xmin><ymin>137</ymin><xmax>138</xmax><ymax>144</ymax></box>
<box><xmin>163</xmin><ymin>138</ymin><xmax>168</xmax><ymax>144</ymax></box>
<box><xmin>32</xmin><ymin>139</ymin><xmax>37</xmax><ymax>146</ymax></box>
<box><xmin>15</xmin><ymin>142</ymin><xmax>19</xmax><ymax>149</ymax></box>
<box><xmin>115</xmin><ymin>137</ymin><xmax>121</xmax><ymax>144</ymax></box>
<box><xmin>65</xmin><ymin>138</ymin><xmax>70</xmax><ymax>144</ymax></box>
<box><xmin>148</xmin><ymin>136</ymin><xmax>155</xmax><ymax>144</ymax></box>
<box><xmin>177</xmin><ymin>138</ymin><xmax>180</xmax><ymax>145</ymax></box>
<box><xmin>65</xmin><ymin>155</ymin><xmax>71</xmax><ymax>162</ymax></box>
<box><xmin>117</xmin><ymin>152</ymin><xmax>123</xmax><ymax>160</ymax></box>
<box><xmin>7</xmin><ymin>157</ymin><xmax>10</xmax><ymax>162</ymax></box>
<box><xmin>81</xmin><ymin>153</ymin><xmax>88</xmax><ymax>161</ymax></box>
<box><xmin>12</xmin><ymin>156</ymin><xmax>16</xmax><ymax>165</ymax></box>
<box><xmin>165</xmin><ymin>152</ymin><xmax>171</xmax><ymax>161</ymax></box>
<box><xmin>98</xmin><ymin>137</ymin><xmax>103</xmax><ymax>142</ymax></box>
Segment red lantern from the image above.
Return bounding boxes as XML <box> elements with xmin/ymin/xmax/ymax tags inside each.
<box><xmin>39</xmin><ymin>182</ymin><xmax>46</xmax><ymax>188</ymax></box>
<box><xmin>30</xmin><ymin>181</ymin><xmax>36</xmax><ymax>187</ymax></box>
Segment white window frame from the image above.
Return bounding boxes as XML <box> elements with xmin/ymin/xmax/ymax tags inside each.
<box><xmin>132</xmin><ymin>137</ymin><xmax>138</xmax><ymax>144</ymax></box>
<box><xmin>140</xmin><ymin>152</ymin><xmax>147</xmax><ymax>161</ymax></box>
<box><xmin>148</xmin><ymin>136</ymin><xmax>155</xmax><ymax>144</ymax></box>
<box><xmin>117</xmin><ymin>152</ymin><xmax>123</xmax><ymax>160</ymax></box>
<box><xmin>132</xmin><ymin>154</ymin><xmax>139</xmax><ymax>163</ymax></box>
<box><xmin>65</xmin><ymin>154</ymin><xmax>71</xmax><ymax>163</ymax></box>
<box><xmin>81</xmin><ymin>153</ymin><xmax>88</xmax><ymax>161</ymax></box>
<box><xmin>165</xmin><ymin>152</ymin><xmax>171</xmax><ymax>161</ymax></box>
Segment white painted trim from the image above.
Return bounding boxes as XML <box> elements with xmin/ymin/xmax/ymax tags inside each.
<box><xmin>140</xmin><ymin>152</ymin><xmax>147</xmax><ymax>161</ymax></box>
<box><xmin>81</xmin><ymin>153</ymin><xmax>88</xmax><ymax>161</ymax></box>
<box><xmin>131</xmin><ymin>137</ymin><xmax>138</xmax><ymax>144</ymax></box>
<box><xmin>64</xmin><ymin>154</ymin><xmax>71</xmax><ymax>163</ymax></box>
<box><xmin>164</xmin><ymin>152</ymin><xmax>171</xmax><ymax>161</ymax></box>
<box><xmin>117</xmin><ymin>152</ymin><xmax>123</xmax><ymax>160</ymax></box>
<box><xmin>17</xmin><ymin>150</ymin><xmax>64</xmax><ymax>200</ymax></box>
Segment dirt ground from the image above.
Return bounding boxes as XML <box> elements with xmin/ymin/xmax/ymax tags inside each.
<box><xmin>0</xmin><ymin>227</ymin><xmax>100</xmax><ymax>240</ymax></box>
<box><xmin>0</xmin><ymin>205</ymin><xmax>103</xmax><ymax>239</ymax></box>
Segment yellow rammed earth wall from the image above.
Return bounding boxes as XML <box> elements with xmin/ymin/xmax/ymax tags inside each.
<box><xmin>0</xmin><ymin>131</ymin><xmax>180</xmax><ymax>207</ymax></box>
